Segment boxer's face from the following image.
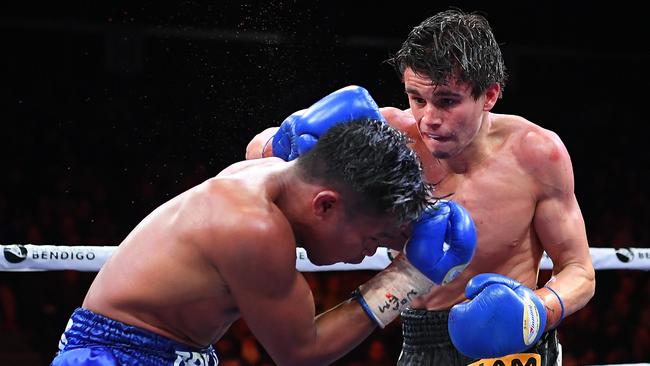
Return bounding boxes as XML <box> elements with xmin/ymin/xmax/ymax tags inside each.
<box><xmin>403</xmin><ymin>68</ymin><xmax>489</xmax><ymax>159</ymax></box>
<box><xmin>306</xmin><ymin>213</ymin><xmax>403</xmax><ymax>266</ymax></box>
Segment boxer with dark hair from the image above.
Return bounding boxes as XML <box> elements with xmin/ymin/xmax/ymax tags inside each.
<box><xmin>51</xmin><ymin>87</ymin><xmax>477</xmax><ymax>366</ymax></box>
<box><xmin>247</xmin><ymin>10</ymin><xmax>595</xmax><ymax>366</ymax></box>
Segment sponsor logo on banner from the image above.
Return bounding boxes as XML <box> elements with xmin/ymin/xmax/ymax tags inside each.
<box><xmin>32</xmin><ymin>248</ymin><xmax>97</xmax><ymax>261</ymax></box>
<box><xmin>3</xmin><ymin>245</ymin><xmax>28</xmax><ymax>263</ymax></box>
<box><xmin>635</xmin><ymin>249</ymin><xmax>650</xmax><ymax>260</ymax></box>
<box><xmin>615</xmin><ymin>247</ymin><xmax>634</xmax><ymax>263</ymax></box>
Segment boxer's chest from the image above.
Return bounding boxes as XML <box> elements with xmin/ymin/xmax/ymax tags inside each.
<box><xmin>433</xmin><ymin>156</ymin><xmax>539</xmax><ymax>257</ymax></box>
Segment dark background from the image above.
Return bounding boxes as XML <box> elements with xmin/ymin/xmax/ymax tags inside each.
<box><xmin>1</xmin><ymin>1</ymin><xmax>649</xmax><ymax>365</ymax></box>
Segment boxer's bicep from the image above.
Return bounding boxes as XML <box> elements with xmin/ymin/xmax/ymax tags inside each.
<box><xmin>534</xmin><ymin>190</ymin><xmax>589</xmax><ymax>274</ymax></box>
<box><xmin>528</xmin><ymin>131</ymin><xmax>590</xmax><ymax>271</ymax></box>
<box><xmin>214</xmin><ymin>223</ymin><xmax>322</xmax><ymax>364</ymax></box>
<box><xmin>235</xmin><ymin>268</ymin><xmax>321</xmax><ymax>364</ymax></box>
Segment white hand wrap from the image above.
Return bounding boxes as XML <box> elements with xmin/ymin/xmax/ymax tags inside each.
<box><xmin>356</xmin><ymin>254</ymin><xmax>435</xmax><ymax>328</ymax></box>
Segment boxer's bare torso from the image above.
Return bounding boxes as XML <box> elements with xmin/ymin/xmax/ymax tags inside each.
<box><xmin>83</xmin><ymin>158</ymin><xmax>292</xmax><ymax>347</ymax></box>
<box><xmin>379</xmin><ymin>65</ymin><xmax>592</xmax><ymax>320</ymax></box>
<box><xmin>82</xmin><ymin>154</ymin><xmax>400</xmax><ymax>360</ymax></box>
<box><xmin>408</xmin><ymin>113</ymin><xmax>556</xmax><ymax>309</ymax></box>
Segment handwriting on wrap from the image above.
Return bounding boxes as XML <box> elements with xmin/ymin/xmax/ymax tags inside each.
<box><xmin>377</xmin><ymin>289</ymin><xmax>418</xmax><ymax>313</ymax></box>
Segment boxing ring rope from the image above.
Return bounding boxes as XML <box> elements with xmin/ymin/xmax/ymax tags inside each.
<box><xmin>2</xmin><ymin>245</ymin><xmax>649</xmax><ymax>366</ymax></box>
<box><xmin>1</xmin><ymin>244</ymin><xmax>649</xmax><ymax>272</ymax></box>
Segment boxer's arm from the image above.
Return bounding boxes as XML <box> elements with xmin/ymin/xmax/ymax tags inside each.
<box><xmin>380</xmin><ymin>107</ymin><xmax>441</xmax><ymax>184</ymax></box>
<box><xmin>215</xmin><ymin>201</ymin><xmax>475</xmax><ymax>365</ymax></box>
<box><xmin>215</xmin><ymin>220</ymin><xmax>377</xmax><ymax>366</ymax></box>
<box><xmin>245</xmin><ymin>106</ymin><xmax>404</xmax><ymax>162</ymax></box>
<box><xmin>245</xmin><ymin>105</ymin><xmax>397</xmax><ymax>162</ymax></box>
<box><xmin>524</xmin><ymin>129</ymin><xmax>596</xmax><ymax>331</ymax></box>
<box><xmin>245</xmin><ymin>106</ymin><xmax>419</xmax><ymax>162</ymax></box>
<box><xmin>245</xmin><ymin>127</ymin><xmax>279</xmax><ymax>160</ymax></box>
<box><xmin>380</xmin><ymin>107</ymin><xmax>414</xmax><ymax>131</ymax></box>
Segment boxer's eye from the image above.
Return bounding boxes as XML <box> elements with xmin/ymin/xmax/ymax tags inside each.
<box><xmin>435</xmin><ymin>98</ymin><xmax>459</xmax><ymax>108</ymax></box>
<box><xmin>411</xmin><ymin>97</ymin><xmax>425</xmax><ymax>106</ymax></box>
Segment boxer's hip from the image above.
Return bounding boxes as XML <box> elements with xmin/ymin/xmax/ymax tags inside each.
<box><xmin>398</xmin><ymin>308</ymin><xmax>560</xmax><ymax>366</ymax></box>
<box><xmin>52</xmin><ymin>307</ymin><xmax>218</xmax><ymax>366</ymax></box>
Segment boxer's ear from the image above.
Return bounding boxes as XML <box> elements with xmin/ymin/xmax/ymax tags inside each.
<box><xmin>312</xmin><ymin>190</ymin><xmax>341</xmax><ymax>219</ymax></box>
<box><xmin>482</xmin><ymin>82</ymin><xmax>500</xmax><ymax>111</ymax></box>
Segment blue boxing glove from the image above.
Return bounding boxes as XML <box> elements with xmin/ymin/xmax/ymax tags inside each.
<box><xmin>356</xmin><ymin>200</ymin><xmax>476</xmax><ymax>328</ymax></box>
<box><xmin>448</xmin><ymin>274</ymin><xmax>547</xmax><ymax>359</ymax></box>
<box><xmin>405</xmin><ymin>200</ymin><xmax>477</xmax><ymax>285</ymax></box>
<box><xmin>270</xmin><ymin>109</ymin><xmax>306</xmax><ymax>161</ymax></box>
<box><xmin>271</xmin><ymin>85</ymin><xmax>384</xmax><ymax>161</ymax></box>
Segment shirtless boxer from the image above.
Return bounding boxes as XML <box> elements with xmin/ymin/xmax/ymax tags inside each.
<box><xmin>247</xmin><ymin>10</ymin><xmax>595</xmax><ymax>366</ymax></box>
<box><xmin>50</xmin><ymin>87</ymin><xmax>477</xmax><ymax>366</ymax></box>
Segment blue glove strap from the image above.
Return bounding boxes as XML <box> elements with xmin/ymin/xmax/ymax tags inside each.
<box><xmin>543</xmin><ymin>285</ymin><xmax>565</xmax><ymax>328</ymax></box>
<box><xmin>351</xmin><ymin>289</ymin><xmax>381</xmax><ymax>327</ymax></box>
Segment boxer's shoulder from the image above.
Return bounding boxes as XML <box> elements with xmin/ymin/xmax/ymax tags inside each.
<box><xmin>188</xmin><ymin>181</ymin><xmax>296</xmax><ymax>268</ymax></box>
<box><xmin>208</xmin><ymin>208</ymin><xmax>298</xmax><ymax>294</ymax></box>
<box><xmin>491</xmin><ymin>115</ymin><xmax>565</xmax><ymax>164</ymax></box>
<box><xmin>217</xmin><ymin>157</ymin><xmax>285</xmax><ymax>177</ymax></box>
<box><xmin>516</xmin><ymin>127</ymin><xmax>574</xmax><ymax>193</ymax></box>
<box><xmin>488</xmin><ymin>115</ymin><xmax>572</xmax><ymax>187</ymax></box>
<box><xmin>171</xmin><ymin>175</ymin><xmax>290</xmax><ymax>250</ymax></box>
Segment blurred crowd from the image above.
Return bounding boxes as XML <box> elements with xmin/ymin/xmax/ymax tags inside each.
<box><xmin>0</xmin><ymin>157</ymin><xmax>648</xmax><ymax>365</ymax></box>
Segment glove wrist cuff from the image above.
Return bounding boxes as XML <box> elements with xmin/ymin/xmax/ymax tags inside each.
<box><xmin>356</xmin><ymin>255</ymin><xmax>434</xmax><ymax>328</ymax></box>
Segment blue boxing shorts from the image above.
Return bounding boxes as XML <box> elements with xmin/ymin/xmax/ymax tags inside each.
<box><xmin>51</xmin><ymin>308</ymin><xmax>219</xmax><ymax>366</ymax></box>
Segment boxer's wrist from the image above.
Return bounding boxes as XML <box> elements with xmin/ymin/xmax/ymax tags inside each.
<box><xmin>536</xmin><ymin>286</ymin><xmax>564</xmax><ymax>331</ymax></box>
<box><xmin>356</xmin><ymin>254</ymin><xmax>435</xmax><ymax>328</ymax></box>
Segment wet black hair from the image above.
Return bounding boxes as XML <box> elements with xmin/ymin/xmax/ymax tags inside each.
<box><xmin>389</xmin><ymin>9</ymin><xmax>507</xmax><ymax>99</ymax></box>
<box><xmin>297</xmin><ymin>118</ymin><xmax>433</xmax><ymax>223</ymax></box>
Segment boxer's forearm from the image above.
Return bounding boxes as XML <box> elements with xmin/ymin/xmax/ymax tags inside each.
<box><xmin>536</xmin><ymin>262</ymin><xmax>595</xmax><ymax>331</ymax></box>
<box><xmin>305</xmin><ymin>236</ymin><xmax>469</xmax><ymax>363</ymax></box>
<box><xmin>553</xmin><ymin>262</ymin><xmax>596</xmax><ymax>314</ymax></box>
<box><xmin>245</xmin><ymin>127</ymin><xmax>278</xmax><ymax>160</ymax></box>
<box><xmin>307</xmin><ymin>298</ymin><xmax>377</xmax><ymax>365</ymax></box>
